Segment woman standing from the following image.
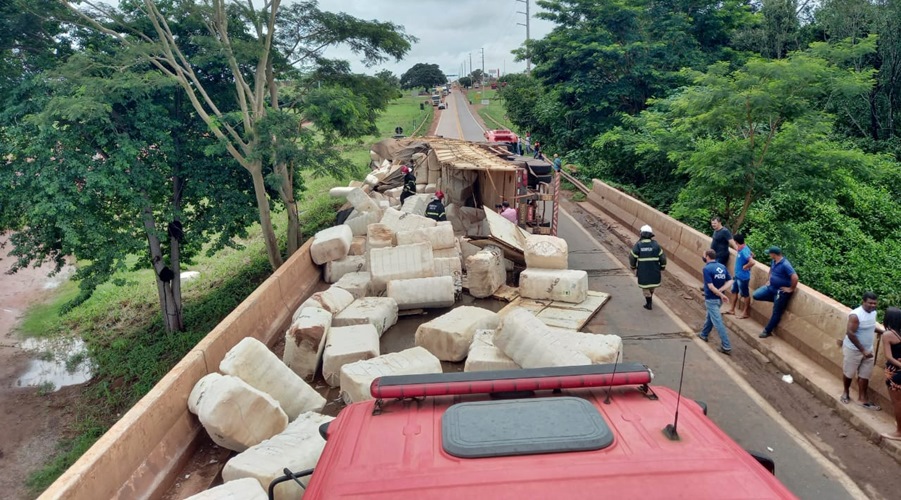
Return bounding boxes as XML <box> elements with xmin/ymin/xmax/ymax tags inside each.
<box><xmin>882</xmin><ymin>306</ymin><xmax>901</xmax><ymax>441</ymax></box>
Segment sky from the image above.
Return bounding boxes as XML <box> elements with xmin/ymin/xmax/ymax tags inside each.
<box><xmin>314</xmin><ymin>0</ymin><xmax>557</xmax><ymax>78</ymax></box>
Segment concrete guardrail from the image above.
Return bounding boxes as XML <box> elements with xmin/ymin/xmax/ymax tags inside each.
<box><xmin>587</xmin><ymin>178</ymin><xmax>890</xmax><ymax>408</ymax></box>
<box><xmin>40</xmin><ymin>239</ymin><xmax>322</xmax><ymax>500</ymax></box>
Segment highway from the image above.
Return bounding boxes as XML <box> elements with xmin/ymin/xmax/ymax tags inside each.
<box><xmin>438</xmin><ymin>92</ymin><xmax>868</xmax><ymax>499</ymax></box>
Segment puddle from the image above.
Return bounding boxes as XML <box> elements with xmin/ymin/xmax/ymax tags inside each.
<box><xmin>16</xmin><ymin>336</ymin><xmax>93</xmax><ymax>391</ymax></box>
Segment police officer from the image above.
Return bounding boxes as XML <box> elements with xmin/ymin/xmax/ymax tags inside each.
<box><xmin>629</xmin><ymin>225</ymin><xmax>667</xmax><ymax>310</ymax></box>
<box><xmin>400</xmin><ymin>165</ymin><xmax>416</xmax><ymax>205</ymax></box>
<box><xmin>425</xmin><ymin>191</ymin><xmax>447</xmax><ymax>222</ymax></box>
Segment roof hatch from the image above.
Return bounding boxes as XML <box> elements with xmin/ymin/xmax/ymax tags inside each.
<box><xmin>442</xmin><ymin>397</ymin><xmax>613</xmax><ymax>459</ymax></box>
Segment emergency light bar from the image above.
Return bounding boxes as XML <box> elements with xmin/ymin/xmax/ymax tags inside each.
<box><xmin>370</xmin><ymin>363</ymin><xmax>653</xmax><ymax>399</ymax></box>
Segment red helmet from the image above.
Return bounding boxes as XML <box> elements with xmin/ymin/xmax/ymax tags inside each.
<box><xmin>435</xmin><ymin>190</ymin><xmax>444</xmax><ymax>200</ymax></box>
<box><xmin>401</xmin><ymin>165</ymin><xmax>410</xmax><ymax>174</ymax></box>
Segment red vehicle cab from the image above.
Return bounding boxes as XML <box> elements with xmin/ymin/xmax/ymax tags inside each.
<box><xmin>484</xmin><ymin>129</ymin><xmax>519</xmax><ymax>143</ymax></box>
<box><xmin>302</xmin><ymin>364</ymin><xmax>797</xmax><ymax>499</ymax></box>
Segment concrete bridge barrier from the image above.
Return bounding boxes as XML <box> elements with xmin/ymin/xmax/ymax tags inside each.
<box><xmin>587</xmin><ymin>178</ymin><xmax>890</xmax><ymax>409</ymax></box>
<box><xmin>40</xmin><ymin>240</ymin><xmax>322</xmax><ymax>500</ymax></box>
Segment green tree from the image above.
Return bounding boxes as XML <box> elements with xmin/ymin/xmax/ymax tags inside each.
<box><xmin>469</xmin><ymin>68</ymin><xmax>484</xmax><ymax>83</ymax></box>
<box><xmin>630</xmin><ymin>42</ymin><xmax>879</xmax><ymax>231</ymax></box>
<box><xmin>458</xmin><ymin>76</ymin><xmax>473</xmax><ymax>88</ymax></box>
<box><xmin>510</xmin><ymin>0</ymin><xmax>752</xmax><ymax>152</ymax></box>
<box><xmin>64</xmin><ymin>0</ymin><xmax>413</xmax><ymax>270</ymax></box>
<box><xmin>375</xmin><ymin>69</ymin><xmax>400</xmax><ymax>89</ymax></box>
<box><xmin>399</xmin><ymin>63</ymin><xmax>447</xmax><ymax>90</ymax></box>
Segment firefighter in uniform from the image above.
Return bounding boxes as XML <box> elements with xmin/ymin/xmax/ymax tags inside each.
<box><xmin>400</xmin><ymin>165</ymin><xmax>416</xmax><ymax>205</ymax></box>
<box><xmin>629</xmin><ymin>224</ymin><xmax>667</xmax><ymax>311</ymax></box>
<box><xmin>425</xmin><ymin>191</ymin><xmax>447</xmax><ymax>222</ymax></box>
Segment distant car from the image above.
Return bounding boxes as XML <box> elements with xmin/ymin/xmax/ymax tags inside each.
<box><xmin>438</xmin><ymin>102</ymin><xmax>446</xmax><ymax>110</ymax></box>
<box><xmin>299</xmin><ymin>364</ymin><xmax>796</xmax><ymax>499</ymax></box>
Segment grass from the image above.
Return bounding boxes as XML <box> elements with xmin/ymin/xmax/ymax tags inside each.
<box><xmin>21</xmin><ymin>92</ymin><xmax>434</xmax><ymax>496</ymax></box>
<box><xmin>472</xmin><ymin>88</ymin><xmax>515</xmax><ymax>131</ymax></box>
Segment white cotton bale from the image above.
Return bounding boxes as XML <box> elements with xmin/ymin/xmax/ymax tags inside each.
<box><xmin>414</xmin><ymin>306</ymin><xmax>500</xmax><ymax>362</ymax></box>
<box><xmin>333</xmin><ymin>297</ymin><xmax>399</xmax><ymax>336</ymax></box>
<box><xmin>433</xmin><ymin>257</ymin><xmax>463</xmax><ymax>278</ymax></box>
<box><xmin>369</xmin><ymin>242</ymin><xmax>435</xmax><ymax>292</ymax></box>
<box><xmin>424</xmin><ymin>183</ymin><xmax>437</xmax><ymax>194</ymax></box>
<box><xmin>333</xmin><ymin>271</ymin><xmax>372</xmax><ymax>300</ymax></box>
<box><xmin>524</xmin><ymin>235</ymin><xmax>569</xmax><ymax>269</ymax></box>
<box><xmin>339</xmin><ymin>347</ymin><xmax>442</xmax><ymax>404</ymax></box>
<box><xmin>427</xmin><ymin>166</ymin><xmax>440</xmax><ymax>185</ymax></box>
<box><xmin>188</xmin><ymin>373</ymin><xmax>288</xmax><ymax>452</ymax></box>
<box><xmin>401</xmin><ymin>194</ymin><xmax>432</xmax><ymax>216</ymax></box>
<box><xmin>387</xmin><ymin>276</ymin><xmax>455</xmax><ymax>310</ymax></box>
<box><xmin>310</xmin><ymin>225</ymin><xmax>353</xmax><ymax>265</ymax></box>
<box><xmin>433</xmin><ymin>247</ymin><xmax>462</xmax><ymax>259</ymax></box>
<box><xmin>184</xmin><ymin>478</ymin><xmax>268</xmax><ymax>500</ymax></box>
<box><xmin>367</xmin><ymin>223</ymin><xmax>395</xmax><ymax>249</ymax></box>
<box><xmin>415</xmin><ymin>183</ymin><xmax>428</xmax><ymax>193</ymax></box>
<box><xmin>494</xmin><ymin>308</ymin><xmax>592</xmax><ymax>368</ymax></box>
<box><xmin>546</xmin><ymin>326</ymin><xmax>623</xmax><ymax>363</ymax></box>
<box><xmin>349</xmin><ymin>236</ymin><xmax>368</xmax><ymax>256</ymax></box>
<box><xmin>519</xmin><ymin>268</ymin><xmax>589</xmax><ymax>304</ymax></box>
<box><xmin>322</xmin><ymin>324</ymin><xmax>380</xmax><ymax>387</ymax></box>
<box><xmin>396</xmin><ymin>224</ymin><xmax>456</xmax><ymax>250</ymax></box>
<box><xmin>385</xmin><ymin>186</ymin><xmax>404</xmax><ymax>200</ymax></box>
<box><xmin>345</xmin><ymin>187</ymin><xmax>380</xmax><ymax>214</ymax></box>
<box><xmin>460</xmin><ymin>239</ymin><xmax>482</xmax><ymax>261</ymax></box>
<box><xmin>380</xmin><ymin>207</ymin><xmax>437</xmax><ymax>233</ymax></box>
<box><xmin>465</xmin><ymin>246</ymin><xmax>505</xmax><ymax>298</ymax></box>
<box><xmin>283</xmin><ymin>307</ymin><xmax>332</xmax><ymax>380</ymax></box>
<box><xmin>464</xmin><ymin>330</ymin><xmax>520</xmax><ymax>372</ymax></box>
<box><xmin>343</xmin><ymin>209</ymin><xmax>382</xmax><ymax>236</ymax></box>
<box><xmin>329</xmin><ymin>186</ymin><xmax>355</xmax><ymax>198</ymax></box>
<box><xmin>222</xmin><ymin>412</ymin><xmax>335</xmax><ymax>500</ymax></box>
<box><xmin>295</xmin><ymin>286</ymin><xmax>354</xmax><ymax>318</ymax></box>
<box><xmin>220</xmin><ymin>338</ymin><xmax>326</xmax><ymax>420</ymax></box>
<box><xmin>323</xmin><ymin>255</ymin><xmax>367</xmax><ymax>284</ymax></box>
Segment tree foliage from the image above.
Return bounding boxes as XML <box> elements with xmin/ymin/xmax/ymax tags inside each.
<box><xmin>399</xmin><ymin>63</ymin><xmax>446</xmax><ymax>90</ymax></box>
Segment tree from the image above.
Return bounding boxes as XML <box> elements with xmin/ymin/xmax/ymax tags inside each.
<box><xmin>64</xmin><ymin>0</ymin><xmax>413</xmax><ymax>271</ymax></box>
<box><xmin>629</xmin><ymin>42</ymin><xmax>878</xmax><ymax>232</ymax></box>
<box><xmin>0</xmin><ymin>20</ymin><xmax>260</xmax><ymax>332</ymax></box>
<box><xmin>375</xmin><ymin>69</ymin><xmax>400</xmax><ymax>89</ymax></box>
<box><xmin>469</xmin><ymin>68</ymin><xmax>484</xmax><ymax>83</ymax></box>
<box><xmin>509</xmin><ymin>0</ymin><xmax>752</xmax><ymax>153</ymax></box>
<box><xmin>458</xmin><ymin>76</ymin><xmax>473</xmax><ymax>88</ymax></box>
<box><xmin>399</xmin><ymin>63</ymin><xmax>446</xmax><ymax>90</ymax></box>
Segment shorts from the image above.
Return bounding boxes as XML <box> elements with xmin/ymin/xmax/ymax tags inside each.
<box><xmin>731</xmin><ymin>278</ymin><xmax>749</xmax><ymax>297</ymax></box>
<box><xmin>843</xmin><ymin>346</ymin><xmax>875</xmax><ymax>379</ymax></box>
<box><xmin>887</xmin><ymin>364</ymin><xmax>901</xmax><ymax>391</ymax></box>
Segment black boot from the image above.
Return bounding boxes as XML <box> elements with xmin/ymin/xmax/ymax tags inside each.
<box><xmin>644</xmin><ymin>296</ymin><xmax>653</xmax><ymax>310</ymax></box>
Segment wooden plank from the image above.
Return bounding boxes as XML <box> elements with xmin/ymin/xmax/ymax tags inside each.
<box><xmin>491</xmin><ymin>285</ymin><xmax>520</xmax><ymax>302</ymax></box>
<box><xmin>499</xmin><ymin>291</ymin><xmax>610</xmax><ymax>331</ymax></box>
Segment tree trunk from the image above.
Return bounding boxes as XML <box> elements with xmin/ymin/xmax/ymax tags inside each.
<box><xmin>277</xmin><ymin>161</ymin><xmax>301</xmax><ymax>255</ymax></box>
<box><xmin>143</xmin><ymin>206</ymin><xmax>183</xmax><ymax>333</ymax></box>
<box><xmin>250</xmin><ymin>164</ymin><xmax>285</xmax><ymax>269</ymax></box>
<box><xmin>870</xmin><ymin>87</ymin><xmax>881</xmax><ymax>140</ymax></box>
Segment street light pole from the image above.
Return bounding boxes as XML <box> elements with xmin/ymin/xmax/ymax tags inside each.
<box><xmin>516</xmin><ymin>0</ymin><xmax>531</xmax><ymax>73</ymax></box>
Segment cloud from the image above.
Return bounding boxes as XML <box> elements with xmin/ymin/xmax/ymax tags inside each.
<box><xmin>315</xmin><ymin>0</ymin><xmax>556</xmax><ymax>77</ymax></box>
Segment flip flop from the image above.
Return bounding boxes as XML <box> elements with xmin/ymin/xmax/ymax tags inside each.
<box><xmin>858</xmin><ymin>402</ymin><xmax>881</xmax><ymax>411</ymax></box>
<box><xmin>722</xmin><ymin>311</ymin><xmax>735</xmax><ymax>316</ymax></box>
<box><xmin>882</xmin><ymin>433</ymin><xmax>901</xmax><ymax>441</ymax></box>
<box><xmin>840</xmin><ymin>395</ymin><xmax>850</xmax><ymax>404</ymax></box>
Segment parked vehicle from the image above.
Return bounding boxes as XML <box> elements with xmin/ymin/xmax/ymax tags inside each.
<box><xmin>299</xmin><ymin>364</ymin><xmax>796</xmax><ymax>499</ymax></box>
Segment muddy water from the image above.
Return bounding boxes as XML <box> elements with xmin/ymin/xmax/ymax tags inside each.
<box><xmin>15</xmin><ymin>336</ymin><xmax>93</xmax><ymax>391</ymax></box>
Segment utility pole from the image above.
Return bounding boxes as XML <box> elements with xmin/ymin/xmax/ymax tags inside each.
<box><xmin>469</xmin><ymin>52</ymin><xmax>473</xmax><ymax>78</ymax></box>
<box><xmin>480</xmin><ymin>47</ymin><xmax>485</xmax><ymax>83</ymax></box>
<box><xmin>516</xmin><ymin>0</ymin><xmax>531</xmax><ymax>73</ymax></box>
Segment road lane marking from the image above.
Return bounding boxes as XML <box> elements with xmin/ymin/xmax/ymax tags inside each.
<box><xmin>559</xmin><ymin>209</ymin><xmax>868</xmax><ymax>499</ymax></box>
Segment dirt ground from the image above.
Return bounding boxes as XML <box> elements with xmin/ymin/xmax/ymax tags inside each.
<box><xmin>0</xmin><ymin>233</ymin><xmax>80</xmax><ymax>500</ymax></box>
<box><xmin>563</xmin><ymin>197</ymin><xmax>901</xmax><ymax>500</ymax></box>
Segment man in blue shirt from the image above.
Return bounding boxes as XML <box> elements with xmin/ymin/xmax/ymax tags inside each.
<box><xmin>699</xmin><ymin>249</ymin><xmax>734</xmax><ymax>355</ymax></box>
<box><xmin>724</xmin><ymin>234</ymin><xmax>755</xmax><ymax>319</ymax></box>
<box><xmin>753</xmin><ymin>246</ymin><xmax>799</xmax><ymax>338</ymax></box>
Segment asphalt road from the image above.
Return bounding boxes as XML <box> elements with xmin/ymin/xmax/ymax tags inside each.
<box><xmin>558</xmin><ymin>209</ymin><xmax>862</xmax><ymax>499</ymax></box>
<box><xmin>430</xmin><ymin>94</ymin><xmax>863</xmax><ymax>498</ymax></box>
<box><xmin>434</xmin><ymin>89</ymin><xmax>486</xmax><ymax>142</ymax></box>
